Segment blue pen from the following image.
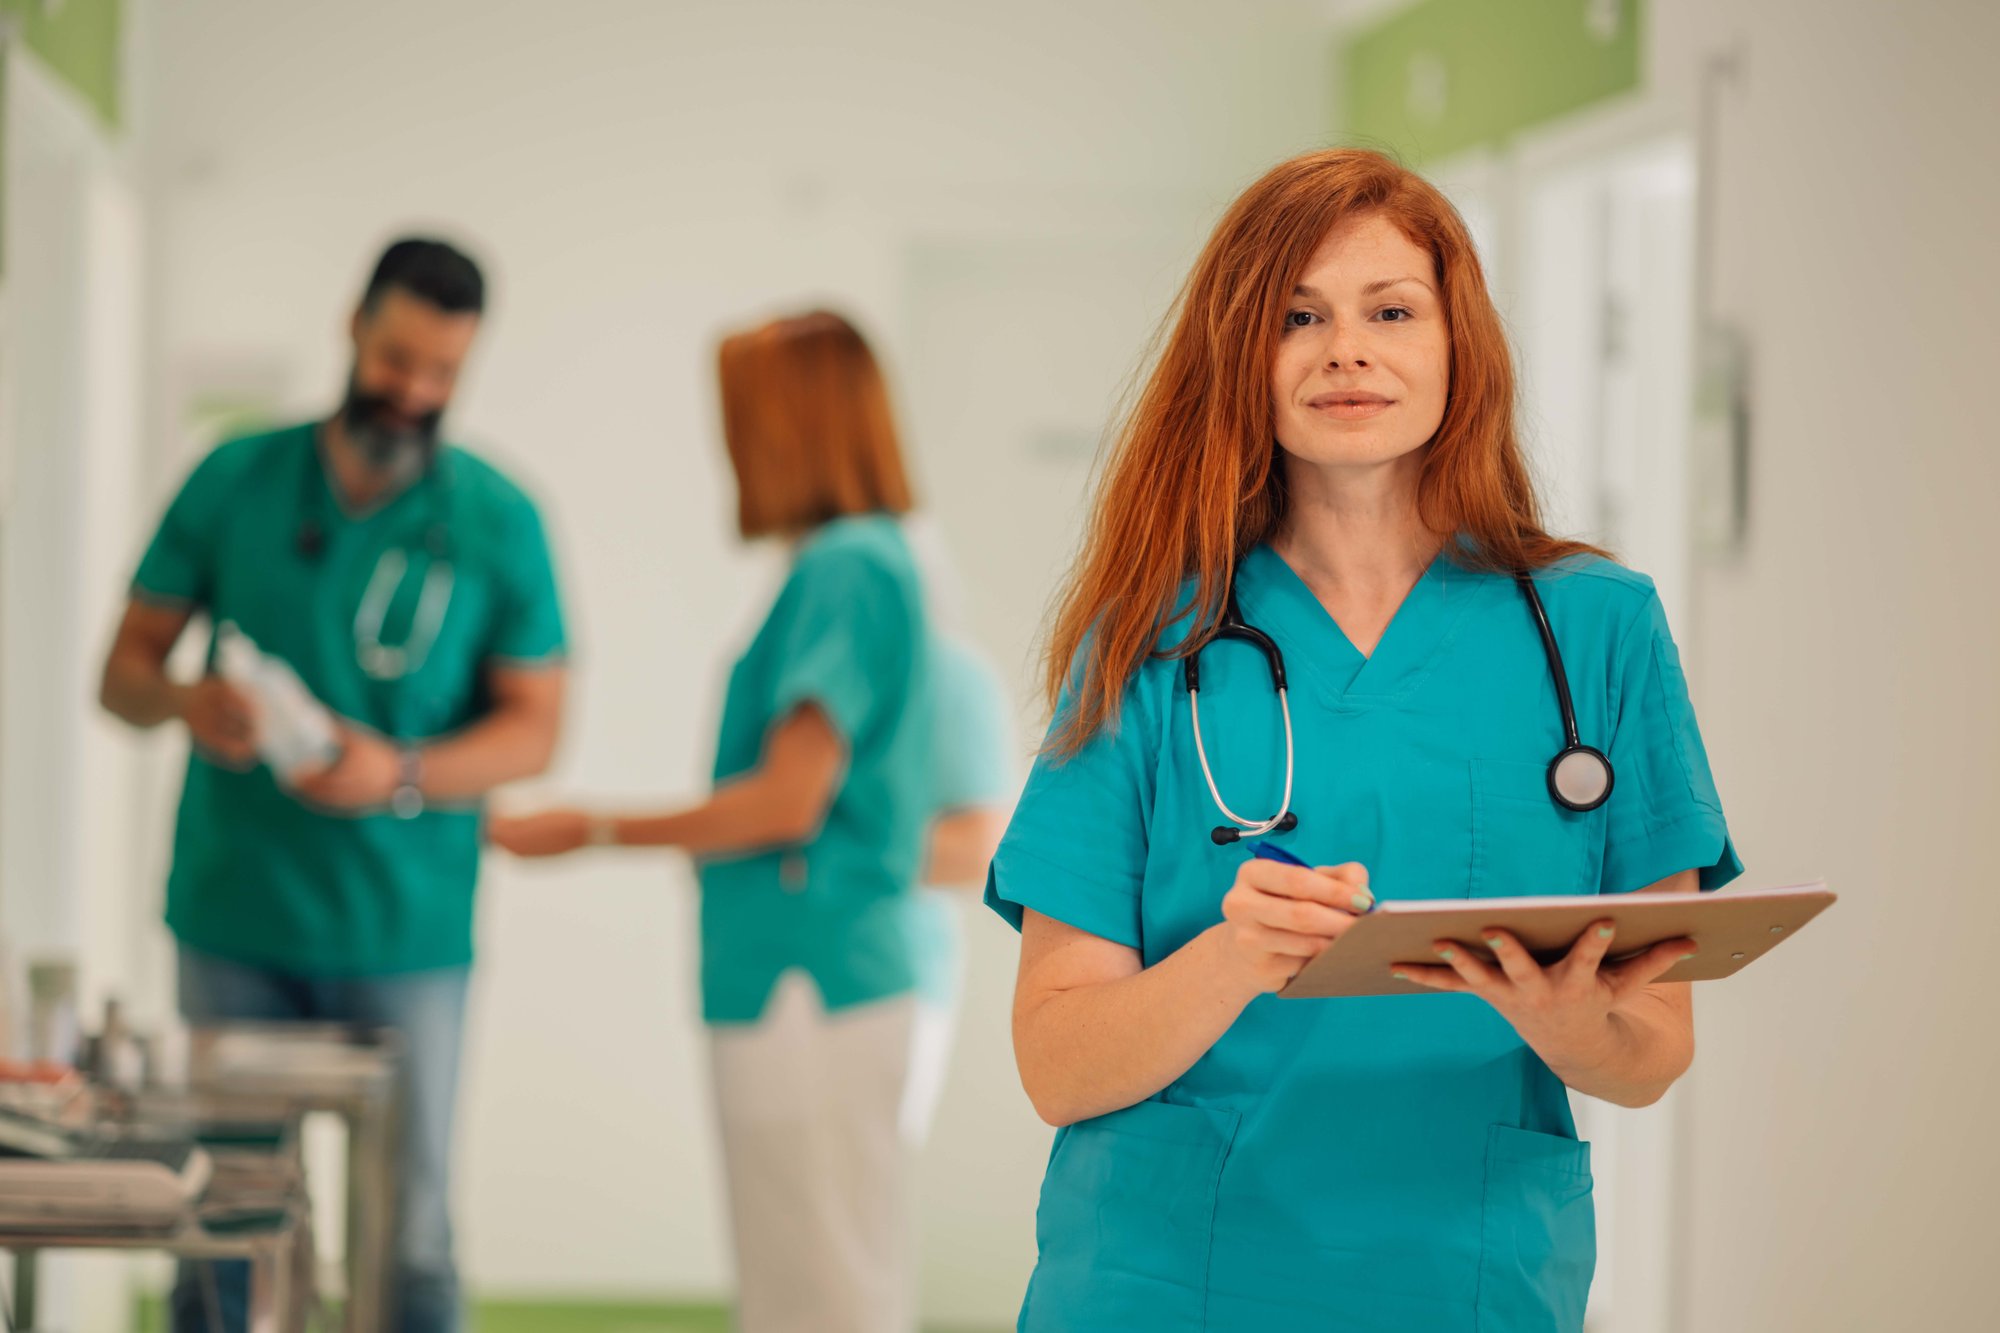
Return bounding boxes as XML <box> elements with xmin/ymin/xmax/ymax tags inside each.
<box><xmin>1248</xmin><ymin>842</ymin><xmax>1375</xmax><ymax>911</ymax></box>
<box><xmin>1248</xmin><ymin>842</ymin><xmax>1312</xmax><ymax>869</ymax></box>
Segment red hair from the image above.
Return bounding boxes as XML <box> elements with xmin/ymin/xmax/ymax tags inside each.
<box><xmin>718</xmin><ymin>310</ymin><xmax>914</xmax><ymax>539</ymax></box>
<box><xmin>1044</xmin><ymin>147</ymin><xmax>1604</xmax><ymax>755</ymax></box>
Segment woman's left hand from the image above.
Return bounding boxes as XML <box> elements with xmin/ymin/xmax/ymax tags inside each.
<box><xmin>488</xmin><ymin>809</ymin><xmax>596</xmax><ymax>858</ymax></box>
<box><xmin>1394</xmin><ymin>921</ymin><xmax>1696</xmax><ymax>1072</ymax></box>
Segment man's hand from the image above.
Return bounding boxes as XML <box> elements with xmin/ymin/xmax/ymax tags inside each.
<box><xmin>175</xmin><ymin>676</ymin><xmax>260</xmax><ymax>770</ymax></box>
<box><xmin>290</xmin><ymin>727</ymin><xmax>401</xmax><ymax>813</ymax></box>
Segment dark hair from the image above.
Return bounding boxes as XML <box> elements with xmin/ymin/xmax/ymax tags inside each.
<box><xmin>360</xmin><ymin>237</ymin><xmax>486</xmax><ymax>317</ymax></box>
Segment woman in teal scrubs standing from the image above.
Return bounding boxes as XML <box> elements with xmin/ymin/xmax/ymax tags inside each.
<box><xmin>494</xmin><ymin>311</ymin><xmax>936</xmax><ymax>1333</ymax></box>
<box><xmin>987</xmin><ymin>149</ymin><xmax>1741</xmax><ymax>1332</ymax></box>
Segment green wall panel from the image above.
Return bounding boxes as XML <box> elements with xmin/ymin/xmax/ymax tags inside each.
<box><xmin>1341</xmin><ymin>0</ymin><xmax>1642</xmax><ymax>163</ymax></box>
<box><xmin>2</xmin><ymin>0</ymin><xmax>122</xmax><ymax>129</ymax></box>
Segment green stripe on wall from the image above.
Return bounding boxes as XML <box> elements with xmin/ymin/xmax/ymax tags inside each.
<box><xmin>1340</xmin><ymin>0</ymin><xmax>1643</xmax><ymax>164</ymax></box>
<box><xmin>0</xmin><ymin>0</ymin><xmax>121</xmax><ymax>129</ymax></box>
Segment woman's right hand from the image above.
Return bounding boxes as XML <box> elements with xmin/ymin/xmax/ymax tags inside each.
<box><xmin>488</xmin><ymin>809</ymin><xmax>597</xmax><ymax>858</ymax></box>
<box><xmin>1213</xmin><ymin>859</ymin><xmax>1373</xmax><ymax>994</ymax></box>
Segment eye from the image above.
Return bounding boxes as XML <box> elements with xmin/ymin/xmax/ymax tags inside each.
<box><xmin>1376</xmin><ymin>305</ymin><xmax>1415</xmax><ymax>323</ymax></box>
<box><xmin>1283</xmin><ymin>309</ymin><xmax>1320</xmax><ymax>331</ymax></box>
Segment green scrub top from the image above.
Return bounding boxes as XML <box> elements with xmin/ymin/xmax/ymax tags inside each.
<box><xmin>909</xmin><ymin>636</ymin><xmax>1017</xmax><ymax>1007</ymax></box>
<box><xmin>697</xmin><ymin>514</ymin><xmax>935</xmax><ymax>1025</ymax></box>
<box><xmin>132</xmin><ymin>424</ymin><xmax>567</xmax><ymax>977</ymax></box>
<box><xmin>985</xmin><ymin>543</ymin><xmax>1741</xmax><ymax>1332</ymax></box>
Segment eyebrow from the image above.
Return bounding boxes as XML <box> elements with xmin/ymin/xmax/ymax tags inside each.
<box><xmin>1292</xmin><ymin>277</ymin><xmax>1436</xmax><ymax>298</ymax></box>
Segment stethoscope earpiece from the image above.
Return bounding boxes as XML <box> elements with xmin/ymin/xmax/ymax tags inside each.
<box><xmin>1212</xmin><ymin>810</ymin><xmax>1297</xmax><ymax>845</ymax></box>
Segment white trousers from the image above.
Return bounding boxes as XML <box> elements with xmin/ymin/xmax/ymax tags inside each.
<box><xmin>710</xmin><ymin>972</ymin><xmax>920</xmax><ymax>1333</ymax></box>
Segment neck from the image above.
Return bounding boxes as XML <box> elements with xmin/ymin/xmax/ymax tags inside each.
<box><xmin>1272</xmin><ymin>450</ymin><xmax>1441</xmax><ymax>594</ymax></box>
<box><xmin>322</xmin><ymin>415</ymin><xmax>416</xmax><ymax>511</ymax></box>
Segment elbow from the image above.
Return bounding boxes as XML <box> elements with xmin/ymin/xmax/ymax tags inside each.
<box><xmin>768</xmin><ymin>794</ymin><xmax>829</xmax><ymax>847</ymax></box>
<box><xmin>1015</xmin><ymin>1040</ymin><xmax>1089</xmax><ymax>1128</ymax></box>
<box><xmin>1023</xmin><ymin>1079</ymin><xmax>1085</xmax><ymax>1129</ymax></box>
<box><xmin>522</xmin><ymin>732</ymin><xmax>559</xmax><ymax>780</ymax></box>
<box><xmin>97</xmin><ymin>668</ymin><xmax>139</xmax><ymax>726</ymax></box>
<box><xmin>507</xmin><ymin>709</ymin><xmax>563</xmax><ymax>780</ymax></box>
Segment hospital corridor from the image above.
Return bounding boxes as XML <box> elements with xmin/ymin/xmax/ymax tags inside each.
<box><xmin>0</xmin><ymin>2</ymin><xmax>1993</xmax><ymax>1331</ymax></box>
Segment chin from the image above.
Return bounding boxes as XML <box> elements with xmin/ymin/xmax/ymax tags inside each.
<box><xmin>1279</xmin><ymin>432</ymin><xmax>1429</xmax><ymax>472</ymax></box>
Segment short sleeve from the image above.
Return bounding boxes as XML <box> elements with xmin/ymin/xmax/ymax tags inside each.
<box><xmin>1599</xmin><ymin>592</ymin><xmax>1744</xmax><ymax>894</ymax></box>
<box><xmin>770</xmin><ymin>548</ymin><xmax>908</xmax><ymax>744</ymax></box>
<box><xmin>983</xmin><ymin>677</ymin><xmax>1158</xmax><ymax>951</ymax></box>
<box><xmin>930</xmin><ymin>641</ymin><xmax>1016</xmax><ymax>812</ymax></box>
<box><xmin>131</xmin><ymin>449</ymin><xmax>235</xmax><ymax>608</ymax></box>
<box><xmin>486</xmin><ymin>499</ymin><xmax>568</xmax><ymax>665</ymax></box>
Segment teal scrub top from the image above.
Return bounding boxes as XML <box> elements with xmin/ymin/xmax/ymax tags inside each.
<box><xmin>985</xmin><ymin>544</ymin><xmax>1741</xmax><ymax>1333</ymax></box>
<box><xmin>697</xmin><ymin>514</ymin><xmax>935</xmax><ymax>1025</ymax></box>
<box><xmin>910</xmin><ymin>636</ymin><xmax>1017</xmax><ymax>1007</ymax></box>
<box><xmin>133</xmin><ymin>424</ymin><xmax>567</xmax><ymax>977</ymax></box>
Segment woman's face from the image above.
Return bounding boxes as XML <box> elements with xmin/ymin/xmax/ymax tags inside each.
<box><xmin>1269</xmin><ymin>213</ymin><xmax>1450</xmax><ymax>479</ymax></box>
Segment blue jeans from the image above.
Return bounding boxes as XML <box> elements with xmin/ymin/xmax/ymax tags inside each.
<box><xmin>171</xmin><ymin>946</ymin><xmax>470</xmax><ymax>1333</ymax></box>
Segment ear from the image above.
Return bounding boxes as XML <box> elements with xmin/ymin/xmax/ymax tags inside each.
<box><xmin>349</xmin><ymin>306</ymin><xmax>366</xmax><ymax>345</ymax></box>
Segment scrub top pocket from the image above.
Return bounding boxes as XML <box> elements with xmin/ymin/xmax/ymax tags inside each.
<box><xmin>1476</xmin><ymin>1124</ymin><xmax>1596</xmax><ymax>1332</ymax></box>
<box><xmin>1022</xmin><ymin>1098</ymin><xmax>1241</xmax><ymax>1333</ymax></box>
<box><xmin>1469</xmin><ymin>758</ymin><xmax>1595</xmax><ymax>898</ymax></box>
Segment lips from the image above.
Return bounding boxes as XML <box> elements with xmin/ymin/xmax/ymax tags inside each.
<box><xmin>1306</xmin><ymin>392</ymin><xmax>1395</xmax><ymax>420</ymax></box>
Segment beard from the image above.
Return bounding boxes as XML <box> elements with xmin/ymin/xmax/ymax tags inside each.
<box><xmin>338</xmin><ymin>370</ymin><xmax>443</xmax><ymax>480</ymax></box>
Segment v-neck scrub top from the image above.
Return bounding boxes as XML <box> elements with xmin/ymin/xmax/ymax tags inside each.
<box><xmin>132</xmin><ymin>425</ymin><xmax>567</xmax><ymax>976</ymax></box>
<box><xmin>985</xmin><ymin>545</ymin><xmax>1741</xmax><ymax>1332</ymax></box>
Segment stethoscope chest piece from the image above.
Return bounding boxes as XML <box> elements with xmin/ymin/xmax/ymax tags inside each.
<box><xmin>1548</xmin><ymin>745</ymin><xmax>1614</xmax><ymax>812</ymax></box>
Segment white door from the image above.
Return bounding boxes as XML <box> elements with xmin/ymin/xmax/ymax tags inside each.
<box><xmin>1516</xmin><ymin>137</ymin><xmax>1700</xmax><ymax>1333</ymax></box>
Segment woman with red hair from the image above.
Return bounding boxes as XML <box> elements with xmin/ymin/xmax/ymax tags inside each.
<box><xmin>494</xmin><ymin>311</ymin><xmax>937</xmax><ymax>1333</ymax></box>
<box><xmin>987</xmin><ymin>149</ymin><xmax>1740</xmax><ymax>1330</ymax></box>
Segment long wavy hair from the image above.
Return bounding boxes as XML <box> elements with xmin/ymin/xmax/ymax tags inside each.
<box><xmin>1043</xmin><ymin>147</ymin><xmax>1605</xmax><ymax>756</ymax></box>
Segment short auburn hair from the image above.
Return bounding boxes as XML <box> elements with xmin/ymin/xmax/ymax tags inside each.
<box><xmin>1044</xmin><ymin>147</ymin><xmax>1605</xmax><ymax>756</ymax></box>
<box><xmin>717</xmin><ymin>310</ymin><xmax>914</xmax><ymax>539</ymax></box>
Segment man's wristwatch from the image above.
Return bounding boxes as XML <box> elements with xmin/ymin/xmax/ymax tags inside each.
<box><xmin>391</xmin><ymin>748</ymin><xmax>425</xmax><ymax>820</ymax></box>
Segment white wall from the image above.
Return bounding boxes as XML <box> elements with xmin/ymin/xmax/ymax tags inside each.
<box><xmin>1649</xmin><ymin>1</ymin><xmax>2000</xmax><ymax>1328</ymax></box>
<box><xmin>135</xmin><ymin>0</ymin><xmax>1329</xmax><ymax>1319</ymax></box>
<box><xmin>0</xmin><ymin>43</ymin><xmax>154</xmax><ymax>1333</ymax></box>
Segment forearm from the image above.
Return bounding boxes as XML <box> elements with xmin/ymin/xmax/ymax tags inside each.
<box><xmin>416</xmin><ymin>708</ymin><xmax>558</xmax><ymax>802</ymax></box>
<box><xmin>100</xmin><ymin>650</ymin><xmax>187</xmax><ymax>729</ymax></box>
<box><xmin>603</xmin><ymin>770</ymin><xmax>820</xmax><ymax>858</ymax></box>
<box><xmin>1546</xmin><ymin>986</ymin><xmax>1695</xmax><ymax>1108</ymax></box>
<box><xmin>923</xmin><ymin>809</ymin><xmax>1009</xmax><ymax>887</ymax></box>
<box><xmin>1016</xmin><ymin>925</ymin><xmax>1260</xmax><ymax>1127</ymax></box>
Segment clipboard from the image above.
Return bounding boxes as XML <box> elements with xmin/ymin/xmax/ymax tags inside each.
<box><xmin>1280</xmin><ymin>881</ymin><xmax>1835</xmax><ymax>999</ymax></box>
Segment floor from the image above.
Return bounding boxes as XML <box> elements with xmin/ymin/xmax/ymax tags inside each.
<box><xmin>138</xmin><ymin>1295</ymin><xmax>1001</xmax><ymax>1331</ymax></box>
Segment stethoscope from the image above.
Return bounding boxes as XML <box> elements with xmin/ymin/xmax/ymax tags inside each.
<box><xmin>296</xmin><ymin>435</ymin><xmax>457</xmax><ymax>682</ymax></box>
<box><xmin>1186</xmin><ymin>570</ymin><xmax>1615</xmax><ymax>845</ymax></box>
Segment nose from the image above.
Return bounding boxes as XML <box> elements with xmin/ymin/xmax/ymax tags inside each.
<box><xmin>1323</xmin><ymin>317</ymin><xmax>1371</xmax><ymax>370</ymax></box>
